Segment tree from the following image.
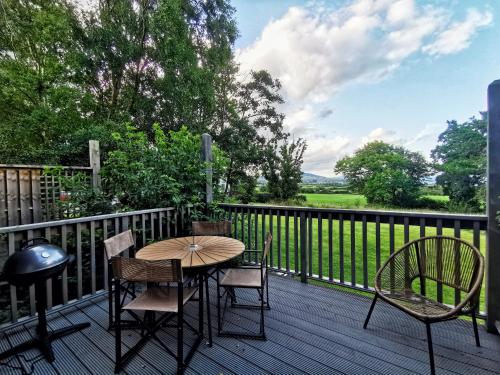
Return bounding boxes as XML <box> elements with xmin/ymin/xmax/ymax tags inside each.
<box><xmin>212</xmin><ymin>69</ymin><xmax>287</xmax><ymax>197</ymax></box>
<box><xmin>263</xmin><ymin>138</ymin><xmax>307</xmax><ymax>200</ymax></box>
<box><xmin>335</xmin><ymin>141</ymin><xmax>430</xmax><ymax>207</ymax></box>
<box><xmin>431</xmin><ymin>113</ymin><xmax>487</xmax><ymax>212</ymax></box>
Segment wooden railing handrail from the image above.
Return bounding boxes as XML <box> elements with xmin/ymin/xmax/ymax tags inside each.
<box><xmin>0</xmin><ymin>207</ymin><xmax>176</xmax><ymax>233</ymax></box>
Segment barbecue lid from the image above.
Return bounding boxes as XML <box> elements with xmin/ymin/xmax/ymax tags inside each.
<box><xmin>2</xmin><ymin>238</ymin><xmax>69</xmax><ymax>277</ymax></box>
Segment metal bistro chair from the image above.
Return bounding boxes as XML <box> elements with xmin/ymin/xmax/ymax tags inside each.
<box><xmin>216</xmin><ymin>233</ymin><xmax>272</xmax><ymax>340</ymax></box>
<box><xmin>112</xmin><ymin>257</ymin><xmax>203</xmax><ymax>374</ymax></box>
<box><xmin>104</xmin><ymin>230</ymin><xmax>137</xmax><ymax>330</ymax></box>
<box><xmin>363</xmin><ymin>236</ymin><xmax>484</xmax><ymax>375</ymax></box>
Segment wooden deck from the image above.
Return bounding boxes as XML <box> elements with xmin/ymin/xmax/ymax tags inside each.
<box><xmin>1</xmin><ymin>275</ymin><xmax>499</xmax><ymax>374</ymax></box>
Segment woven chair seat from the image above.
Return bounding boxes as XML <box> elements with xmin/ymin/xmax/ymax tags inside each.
<box><xmin>220</xmin><ymin>268</ymin><xmax>265</xmax><ymax>288</ymax></box>
<box><xmin>379</xmin><ymin>289</ymin><xmax>452</xmax><ymax>318</ymax></box>
<box><xmin>123</xmin><ymin>287</ymin><xmax>198</xmax><ymax>313</ymax></box>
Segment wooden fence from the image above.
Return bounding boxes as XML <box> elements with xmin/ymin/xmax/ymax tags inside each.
<box><xmin>0</xmin><ymin>141</ymin><xmax>100</xmax><ymax>227</ymax></box>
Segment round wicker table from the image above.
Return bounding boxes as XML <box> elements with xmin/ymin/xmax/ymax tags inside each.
<box><xmin>136</xmin><ymin>236</ymin><xmax>245</xmax><ymax>267</ymax></box>
<box><xmin>136</xmin><ymin>236</ymin><xmax>245</xmax><ymax>346</ymax></box>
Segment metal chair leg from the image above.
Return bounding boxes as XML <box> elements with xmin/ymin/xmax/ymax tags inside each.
<box><xmin>425</xmin><ymin>321</ymin><xmax>436</xmax><ymax>375</ymax></box>
<box><xmin>363</xmin><ymin>294</ymin><xmax>378</xmax><ymax>329</ymax></box>
<box><xmin>471</xmin><ymin>307</ymin><xmax>481</xmax><ymax>347</ymax></box>
<box><xmin>216</xmin><ymin>269</ymin><xmax>221</xmax><ymax>334</ymax></box>
<box><xmin>204</xmin><ymin>272</ymin><xmax>213</xmax><ymax>347</ymax></box>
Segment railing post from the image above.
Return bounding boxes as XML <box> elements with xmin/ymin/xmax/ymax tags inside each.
<box><xmin>487</xmin><ymin>80</ymin><xmax>500</xmax><ymax>334</ymax></box>
<box><xmin>300</xmin><ymin>211</ymin><xmax>308</xmax><ymax>283</ymax></box>
<box><xmin>89</xmin><ymin>140</ymin><xmax>101</xmax><ymax>191</ymax></box>
<box><xmin>201</xmin><ymin>134</ymin><xmax>213</xmax><ymax>208</ymax></box>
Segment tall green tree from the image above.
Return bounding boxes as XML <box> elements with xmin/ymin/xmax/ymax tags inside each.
<box><xmin>0</xmin><ymin>0</ymin><xmax>96</xmax><ymax>164</ymax></box>
<box><xmin>263</xmin><ymin>138</ymin><xmax>307</xmax><ymax>200</ymax></box>
<box><xmin>335</xmin><ymin>141</ymin><xmax>430</xmax><ymax>207</ymax></box>
<box><xmin>431</xmin><ymin>113</ymin><xmax>487</xmax><ymax>212</ymax></box>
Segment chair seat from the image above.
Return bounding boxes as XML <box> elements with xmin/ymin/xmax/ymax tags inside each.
<box><xmin>379</xmin><ymin>289</ymin><xmax>452</xmax><ymax>318</ymax></box>
<box><xmin>220</xmin><ymin>268</ymin><xmax>264</xmax><ymax>288</ymax></box>
<box><xmin>123</xmin><ymin>287</ymin><xmax>197</xmax><ymax>313</ymax></box>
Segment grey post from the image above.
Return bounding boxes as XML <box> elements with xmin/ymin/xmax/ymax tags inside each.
<box><xmin>201</xmin><ymin>134</ymin><xmax>213</xmax><ymax>205</ymax></box>
<box><xmin>89</xmin><ymin>140</ymin><xmax>101</xmax><ymax>191</ymax></box>
<box><xmin>487</xmin><ymin>80</ymin><xmax>500</xmax><ymax>334</ymax></box>
<box><xmin>300</xmin><ymin>211</ymin><xmax>308</xmax><ymax>283</ymax></box>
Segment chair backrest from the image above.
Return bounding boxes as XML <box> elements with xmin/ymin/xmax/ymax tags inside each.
<box><xmin>111</xmin><ymin>257</ymin><xmax>183</xmax><ymax>283</ymax></box>
<box><xmin>104</xmin><ymin>230</ymin><xmax>134</xmax><ymax>260</ymax></box>
<box><xmin>261</xmin><ymin>233</ymin><xmax>272</xmax><ymax>266</ymax></box>
<box><xmin>192</xmin><ymin>221</ymin><xmax>232</xmax><ymax>237</ymax></box>
<box><xmin>386</xmin><ymin>236</ymin><xmax>483</xmax><ymax>295</ymax></box>
<box><xmin>412</xmin><ymin>236</ymin><xmax>483</xmax><ymax>293</ymax></box>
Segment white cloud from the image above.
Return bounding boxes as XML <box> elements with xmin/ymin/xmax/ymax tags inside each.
<box><xmin>360</xmin><ymin>127</ymin><xmax>401</xmax><ymax>145</ymax></box>
<box><xmin>423</xmin><ymin>8</ymin><xmax>493</xmax><ymax>56</ymax></box>
<box><xmin>302</xmin><ymin>136</ymin><xmax>352</xmax><ymax>176</ymax></box>
<box><xmin>236</xmin><ymin>1</ymin><xmax>492</xmax><ymax>102</ymax></box>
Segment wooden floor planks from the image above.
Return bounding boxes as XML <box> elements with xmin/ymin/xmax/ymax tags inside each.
<box><xmin>0</xmin><ymin>274</ymin><xmax>499</xmax><ymax>374</ymax></box>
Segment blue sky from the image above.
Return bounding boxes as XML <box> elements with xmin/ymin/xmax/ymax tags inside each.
<box><xmin>232</xmin><ymin>0</ymin><xmax>499</xmax><ymax>176</ymax></box>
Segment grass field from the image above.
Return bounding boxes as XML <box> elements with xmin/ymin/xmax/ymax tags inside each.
<box><xmin>232</xmin><ymin>210</ymin><xmax>486</xmax><ymax>313</ymax></box>
<box><xmin>302</xmin><ymin>193</ymin><xmax>449</xmax><ymax>209</ymax></box>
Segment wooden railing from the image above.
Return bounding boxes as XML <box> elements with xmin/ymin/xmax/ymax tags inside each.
<box><xmin>220</xmin><ymin>203</ymin><xmax>488</xmax><ymax>315</ymax></box>
<box><xmin>0</xmin><ymin>207</ymin><xmax>184</xmax><ymax>328</ymax></box>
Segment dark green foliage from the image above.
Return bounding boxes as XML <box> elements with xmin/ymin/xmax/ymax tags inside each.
<box><xmin>431</xmin><ymin>114</ymin><xmax>487</xmax><ymax>212</ymax></box>
<box><xmin>335</xmin><ymin>141</ymin><xmax>430</xmax><ymax>207</ymax></box>
<box><xmin>263</xmin><ymin>138</ymin><xmax>307</xmax><ymax>200</ymax></box>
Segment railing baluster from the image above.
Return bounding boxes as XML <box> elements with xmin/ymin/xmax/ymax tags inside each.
<box><xmin>90</xmin><ymin>220</ymin><xmax>96</xmax><ymax>294</ymax></box>
<box><xmin>300</xmin><ymin>211</ymin><xmax>307</xmax><ymax>283</ymax></box>
<box><xmin>234</xmin><ymin>207</ymin><xmax>238</xmax><ymax>239</ymax></box>
<box><xmin>269</xmin><ymin>209</ymin><xmax>273</xmax><ymax>268</ymax></box>
<box><xmin>254</xmin><ymin>209</ymin><xmax>258</xmax><ymax>263</ymax></box>
<box><xmin>318</xmin><ymin>212</ymin><xmax>323</xmax><ymax>279</ymax></box>
<box><xmin>308</xmin><ymin>212</ymin><xmax>313</xmax><ymax>276</ymax></box>
<box><xmin>328</xmin><ymin>213</ymin><xmax>333</xmax><ymax>282</ymax></box>
<box><xmin>339</xmin><ymin>214</ymin><xmax>344</xmax><ymax>284</ymax></box>
<box><xmin>247</xmin><ymin>207</ymin><xmax>251</xmax><ymax>250</ymax></box>
<box><xmin>261</xmin><ymin>208</ymin><xmax>265</xmax><ymax>251</ymax></box>
<box><xmin>362</xmin><ymin>215</ymin><xmax>368</xmax><ymax>289</ymax></box>
<box><xmin>375</xmin><ymin>215</ymin><xmax>381</xmax><ymax>272</ymax></box>
<box><xmin>8</xmin><ymin>233</ymin><xmax>17</xmax><ymax>322</ymax></box>
<box><xmin>285</xmin><ymin>210</ymin><xmax>290</xmax><ymax>272</ymax></box>
<box><xmin>141</xmin><ymin>214</ymin><xmax>146</xmax><ymax>246</ymax></box>
<box><xmin>473</xmin><ymin>221</ymin><xmax>480</xmax><ymax>249</ymax></box>
<box><xmin>61</xmin><ymin>225</ymin><xmax>69</xmax><ymax>304</ymax></box>
<box><xmin>158</xmin><ymin>211</ymin><xmax>163</xmax><ymax>239</ymax></box>
<box><xmin>103</xmin><ymin>219</ymin><xmax>109</xmax><ymax>290</ymax></box>
<box><xmin>389</xmin><ymin>216</ymin><xmax>395</xmax><ymax>289</ymax></box>
<box><xmin>27</xmin><ymin>230</ymin><xmax>36</xmax><ymax>315</ymax></box>
<box><xmin>277</xmin><ymin>209</ymin><xmax>282</xmax><ymax>270</ymax></box>
<box><xmin>241</xmin><ymin>208</ymin><xmax>245</xmax><ymax>245</ymax></box>
<box><xmin>150</xmin><ymin>212</ymin><xmax>155</xmax><ymax>241</ymax></box>
<box><xmin>76</xmin><ymin>222</ymin><xmax>83</xmax><ymax>300</ymax></box>
<box><xmin>403</xmin><ymin>217</ymin><xmax>410</xmax><ymax>291</ymax></box>
<box><xmin>350</xmin><ymin>214</ymin><xmax>356</xmax><ymax>287</ymax></box>
<box><xmin>436</xmin><ymin>218</ymin><xmax>443</xmax><ymax>302</ymax></box>
<box><xmin>44</xmin><ymin>226</ymin><xmax>53</xmax><ymax>309</ymax></box>
<box><xmin>294</xmin><ymin>211</ymin><xmax>298</xmax><ymax>274</ymax></box>
<box><xmin>454</xmin><ymin>220</ymin><xmax>461</xmax><ymax>305</ymax></box>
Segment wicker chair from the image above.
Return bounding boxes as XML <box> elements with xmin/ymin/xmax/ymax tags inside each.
<box><xmin>192</xmin><ymin>220</ymin><xmax>232</xmax><ymax>237</ymax></box>
<box><xmin>104</xmin><ymin>230</ymin><xmax>137</xmax><ymax>330</ymax></box>
<box><xmin>216</xmin><ymin>233</ymin><xmax>272</xmax><ymax>340</ymax></box>
<box><xmin>112</xmin><ymin>257</ymin><xmax>202</xmax><ymax>374</ymax></box>
<box><xmin>363</xmin><ymin>236</ymin><xmax>484</xmax><ymax>375</ymax></box>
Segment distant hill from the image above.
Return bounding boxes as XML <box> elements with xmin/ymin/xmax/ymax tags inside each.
<box><xmin>257</xmin><ymin>172</ymin><xmax>345</xmax><ymax>185</ymax></box>
<box><xmin>302</xmin><ymin>172</ymin><xmax>345</xmax><ymax>184</ymax></box>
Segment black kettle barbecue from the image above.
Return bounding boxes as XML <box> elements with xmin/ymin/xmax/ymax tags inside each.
<box><xmin>0</xmin><ymin>238</ymin><xmax>90</xmax><ymax>365</ymax></box>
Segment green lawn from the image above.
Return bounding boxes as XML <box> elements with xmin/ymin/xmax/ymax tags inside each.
<box><xmin>232</xmin><ymin>211</ymin><xmax>486</xmax><ymax>313</ymax></box>
<box><xmin>302</xmin><ymin>193</ymin><xmax>449</xmax><ymax>209</ymax></box>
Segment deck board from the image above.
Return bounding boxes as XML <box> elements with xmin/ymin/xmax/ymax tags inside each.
<box><xmin>0</xmin><ymin>275</ymin><xmax>499</xmax><ymax>374</ymax></box>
